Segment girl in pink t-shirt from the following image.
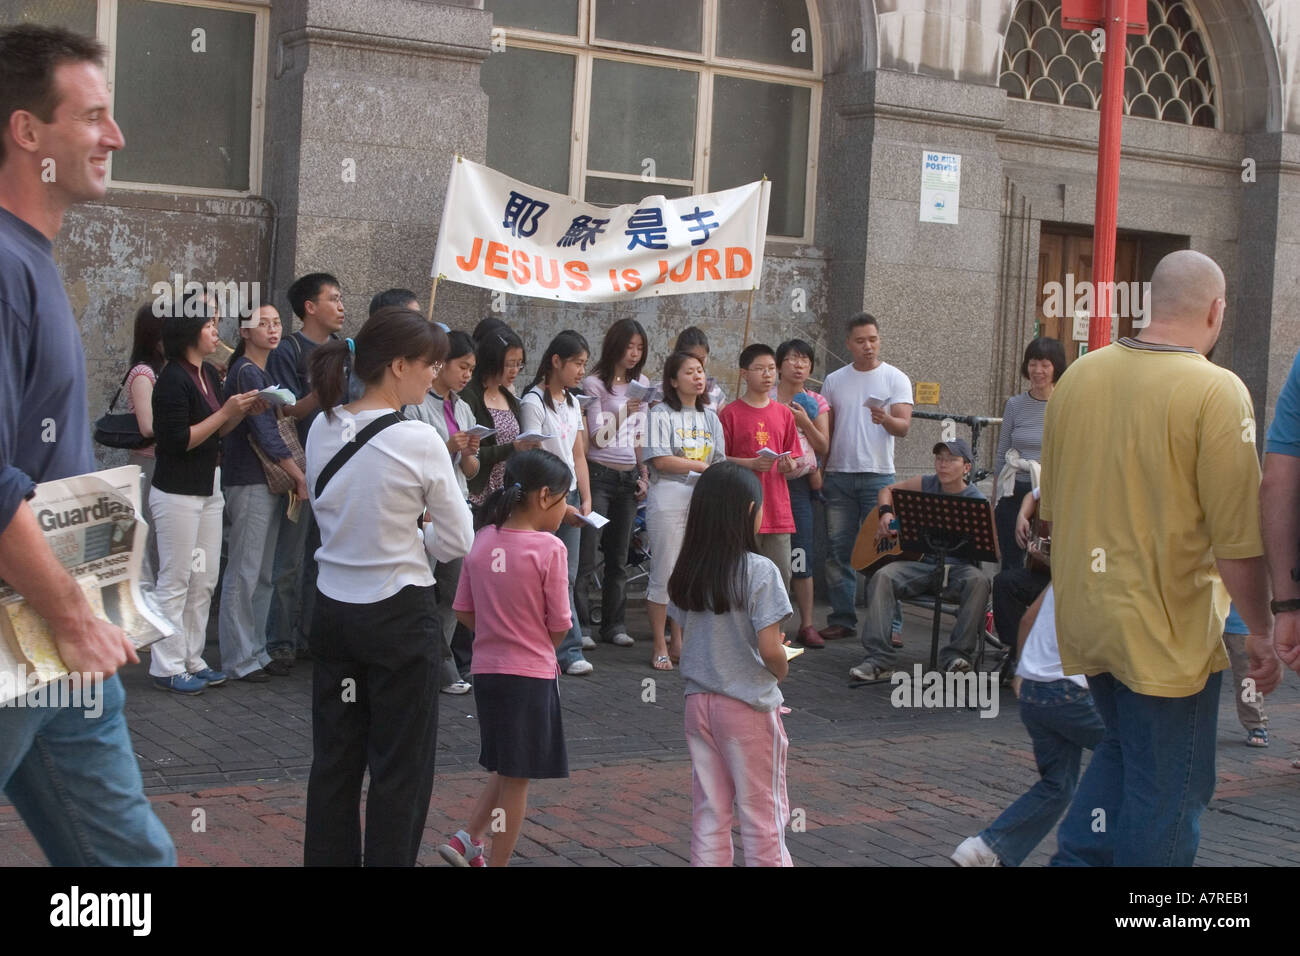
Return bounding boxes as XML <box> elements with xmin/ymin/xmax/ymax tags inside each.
<box><xmin>442</xmin><ymin>448</ymin><xmax>577</xmax><ymax>867</ymax></box>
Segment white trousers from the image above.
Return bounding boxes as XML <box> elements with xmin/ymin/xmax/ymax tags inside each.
<box><xmin>645</xmin><ymin>479</ymin><xmax>695</xmax><ymax>605</ymax></box>
<box><xmin>148</xmin><ymin>471</ymin><xmax>224</xmax><ymax>678</ymax></box>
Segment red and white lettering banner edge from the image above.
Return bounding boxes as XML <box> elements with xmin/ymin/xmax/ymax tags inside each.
<box><xmin>431</xmin><ymin>157</ymin><xmax>770</xmax><ymax>303</ymax></box>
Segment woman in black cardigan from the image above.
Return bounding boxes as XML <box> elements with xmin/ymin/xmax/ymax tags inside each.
<box><xmin>147</xmin><ymin>307</ymin><xmax>262</xmax><ymax>695</ymax></box>
<box><xmin>461</xmin><ymin>327</ymin><xmax>541</xmax><ymax>507</ymax></box>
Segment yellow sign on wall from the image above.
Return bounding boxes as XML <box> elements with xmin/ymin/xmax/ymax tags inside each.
<box><xmin>915</xmin><ymin>382</ymin><xmax>940</xmax><ymax>405</ymax></box>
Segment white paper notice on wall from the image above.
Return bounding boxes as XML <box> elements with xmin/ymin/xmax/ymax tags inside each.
<box><xmin>920</xmin><ymin>151</ymin><xmax>961</xmax><ymax>224</ymax></box>
<box><xmin>1072</xmin><ymin>309</ymin><xmax>1090</xmax><ymax>342</ymax></box>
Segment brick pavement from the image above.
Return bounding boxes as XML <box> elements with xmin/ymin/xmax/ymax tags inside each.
<box><xmin>3</xmin><ymin>603</ymin><xmax>1300</xmax><ymax>866</ymax></box>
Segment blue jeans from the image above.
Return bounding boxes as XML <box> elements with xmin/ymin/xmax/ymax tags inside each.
<box><xmin>980</xmin><ymin>678</ymin><xmax>1104</xmax><ymax>866</ymax></box>
<box><xmin>1052</xmin><ymin>670</ymin><xmax>1222</xmax><ymax>866</ymax></box>
<box><xmin>554</xmin><ymin>489</ymin><xmax>587</xmax><ymax>670</ymax></box>
<box><xmin>267</xmin><ymin>498</ymin><xmax>318</xmax><ymax>654</ymax></box>
<box><xmin>0</xmin><ymin>674</ymin><xmax>175</xmax><ymax>865</ymax></box>
<box><xmin>824</xmin><ymin>471</ymin><xmax>894</xmax><ymax>629</ymax></box>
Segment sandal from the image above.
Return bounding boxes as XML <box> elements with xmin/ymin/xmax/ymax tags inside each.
<box><xmin>1246</xmin><ymin>728</ymin><xmax>1269</xmax><ymax>748</ymax></box>
<box><xmin>653</xmin><ymin>655</ymin><xmax>673</xmax><ymax>671</ymax></box>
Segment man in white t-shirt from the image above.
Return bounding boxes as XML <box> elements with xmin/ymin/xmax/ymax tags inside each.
<box><xmin>818</xmin><ymin>313</ymin><xmax>913</xmax><ymax>640</ymax></box>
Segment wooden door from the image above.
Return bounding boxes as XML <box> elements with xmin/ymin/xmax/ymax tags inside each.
<box><xmin>1037</xmin><ymin>229</ymin><xmax>1141</xmax><ymax>360</ymax></box>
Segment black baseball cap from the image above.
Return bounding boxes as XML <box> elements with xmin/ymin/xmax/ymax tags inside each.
<box><xmin>932</xmin><ymin>439</ymin><xmax>973</xmax><ymax>463</ymax></box>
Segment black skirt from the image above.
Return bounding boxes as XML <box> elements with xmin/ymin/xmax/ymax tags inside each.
<box><xmin>473</xmin><ymin>673</ymin><xmax>568</xmax><ymax>779</ymax></box>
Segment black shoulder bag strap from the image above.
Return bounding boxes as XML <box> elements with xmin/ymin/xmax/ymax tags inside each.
<box><xmin>314</xmin><ymin>412</ymin><xmax>404</xmax><ymax>500</ymax></box>
<box><xmin>106</xmin><ymin>367</ymin><xmax>132</xmax><ymax>412</ymax></box>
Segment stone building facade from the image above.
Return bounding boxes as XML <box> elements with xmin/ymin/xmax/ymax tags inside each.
<box><xmin>9</xmin><ymin>0</ymin><xmax>1299</xmax><ymax>475</ymax></box>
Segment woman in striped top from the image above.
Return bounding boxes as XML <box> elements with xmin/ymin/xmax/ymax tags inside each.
<box><xmin>994</xmin><ymin>337</ymin><xmax>1066</xmax><ymax>569</ymax></box>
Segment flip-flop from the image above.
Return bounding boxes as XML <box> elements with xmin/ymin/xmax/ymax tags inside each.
<box><xmin>653</xmin><ymin>656</ymin><xmax>673</xmax><ymax>671</ymax></box>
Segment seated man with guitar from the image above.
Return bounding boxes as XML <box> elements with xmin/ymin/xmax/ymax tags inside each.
<box><xmin>992</xmin><ymin>486</ymin><xmax>1051</xmax><ymax>681</ymax></box>
<box><xmin>848</xmin><ymin>440</ymin><xmax>992</xmax><ymax>681</ymax></box>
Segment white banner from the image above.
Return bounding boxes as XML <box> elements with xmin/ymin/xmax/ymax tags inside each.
<box><xmin>432</xmin><ymin>158</ymin><xmax>771</xmax><ymax>303</ymax></box>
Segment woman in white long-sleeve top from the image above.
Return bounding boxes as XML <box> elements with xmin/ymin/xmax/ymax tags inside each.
<box><xmin>302</xmin><ymin>306</ymin><xmax>475</xmax><ymax>867</ymax></box>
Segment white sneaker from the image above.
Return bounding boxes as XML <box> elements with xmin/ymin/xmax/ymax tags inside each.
<box><xmin>581</xmin><ymin>633</ymin><xmax>597</xmax><ymax>650</ymax></box>
<box><xmin>610</xmin><ymin>632</ymin><xmax>635</xmax><ymax>647</ymax></box>
<box><xmin>441</xmin><ymin>680</ymin><xmax>471</xmax><ymax>695</ymax></box>
<box><xmin>849</xmin><ymin>661</ymin><xmax>892</xmax><ymax>681</ymax></box>
<box><xmin>565</xmin><ymin>659</ymin><xmax>594</xmax><ymax>676</ymax></box>
<box><xmin>946</xmin><ymin>657</ymin><xmax>972</xmax><ymax>674</ymax></box>
<box><xmin>950</xmin><ymin>835</ymin><xmax>1000</xmax><ymax>867</ymax></box>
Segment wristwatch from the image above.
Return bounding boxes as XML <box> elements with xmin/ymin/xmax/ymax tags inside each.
<box><xmin>1270</xmin><ymin>598</ymin><xmax>1300</xmax><ymax>615</ymax></box>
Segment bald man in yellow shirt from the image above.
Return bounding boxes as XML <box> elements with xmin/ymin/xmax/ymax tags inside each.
<box><xmin>1040</xmin><ymin>250</ymin><xmax>1281</xmax><ymax>867</ymax></box>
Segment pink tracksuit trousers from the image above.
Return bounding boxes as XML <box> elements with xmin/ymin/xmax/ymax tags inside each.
<box><xmin>685</xmin><ymin>692</ymin><xmax>792</xmax><ymax>867</ymax></box>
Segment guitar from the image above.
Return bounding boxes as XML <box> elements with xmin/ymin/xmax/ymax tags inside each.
<box><xmin>1025</xmin><ymin>517</ymin><xmax>1050</xmax><ymax>574</ymax></box>
<box><xmin>850</xmin><ymin>505</ymin><xmax>922</xmax><ymax>574</ymax></box>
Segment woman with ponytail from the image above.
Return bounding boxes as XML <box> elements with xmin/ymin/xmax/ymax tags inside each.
<box><xmin>520</xmin><ymin>330</ymin><xmax>594</xmax><ymax>676</ymax></box>
<box><xmin>302</xmin><ymin>306</ymin><xmax>475</xmax><ymax>867</ymax></box>
<box><xmin>440</xmin><ymin>448</ymin><xmax>575</xmax><ymax>867</ymax></box>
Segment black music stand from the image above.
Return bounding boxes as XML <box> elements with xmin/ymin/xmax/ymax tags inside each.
<box><xmin>891</xmin><ymin>489</ymin><xmax>999</xmax><ymax>670</ymax></box>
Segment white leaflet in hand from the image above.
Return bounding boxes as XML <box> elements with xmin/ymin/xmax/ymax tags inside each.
<box><xmin>574</xmin><ymin>393</ymin><xmax>597</xmax><ymax>407</ymax></box>
<box><xmin>463</xmin><ymin>424</ymin><xmax>496</xmax><ymax>439</ymax></box>
<box><xmin>516</xmin><ymin>431</ymin><xmax>554</xmax><ymax>442</ymax></box>
<box><xmin>863</xmin><ymin>395</ymin><xmax>888</xmax><ymax>409</ymax></box>
<box><xmin>577</xmin><ymin>511</ymin><xmax>610</xmax><ymax>529</ymax></box>
<box><xmin>756</xmin><ymin>447</ymin><xmax>792</xmax><ymax>459</ymax></box>
<box><xmin>259</xmin><ymin>385</ymin><xmax>297</xmax><ymax>406</ymax></box>
<box><xmin>624</xmin><ymin>381</ymin><xmax>660</xmax><ymax>403</ymax></box>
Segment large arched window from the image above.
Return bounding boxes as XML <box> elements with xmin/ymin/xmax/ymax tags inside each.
<box><xmin>999</xmin><ymin>0</ymin><xmax>1219</xmax><ymax>128</ymax></box>
<box><xmin>481</xmin><ymin>0</ymin><xmax>820</xmax><ymax>241</ymax></box>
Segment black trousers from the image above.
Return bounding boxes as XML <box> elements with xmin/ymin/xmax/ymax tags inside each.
<box><xmin>305</xmin><ymin>583</ymin><xmax>440</xmax><ymax>866</ymax></box>
<box><xmin>994</xmin><ymin>477</ymin><xmax>1033</xmax><ymax>571</ymax></box>
<box><xmin>576</xmin><ymin>461</ymin><xmax>640</xmax><ymax>637</ymax></box>
<box><xmin>992</xmin><ymin>565</ymin><xmax>1050</xmax><ymax>663</ymax></box>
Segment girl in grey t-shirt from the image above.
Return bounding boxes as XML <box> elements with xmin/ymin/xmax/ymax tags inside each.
<box><xmin>668</xmin><ymin>462</ymin><xmax>794</xmax><ymax>867</ymax></box>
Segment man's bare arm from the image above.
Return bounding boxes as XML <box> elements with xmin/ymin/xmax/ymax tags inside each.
<box><xmin>0</xmin><ymin>504</ymin><xmax>136</xmax><ymax>676</ymax></box>
<box><xmin>1218</xmin><ymin>555</ymin><xmax>1281</xmax><ymax>694</ymax></box>
<box><xmin>1261</xmin><ymin>452</ymin><xmax>1300</xmax><ymax>671</ymax></box>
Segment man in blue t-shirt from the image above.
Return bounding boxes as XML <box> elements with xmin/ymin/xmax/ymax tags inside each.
<box><xmin>1261</xmin><ymin>351</ymin><xmax>1300</xmax><ymax>682</ymax></box>
<box><xmin>263</xmin><ymin>272</ymin><xmax>345</xmax><ymax>661</ymax></box>
<box><xmin>849</xmin><ymin>440</ymin><xmax>991</xmax><ymax>681</ymax></box>
<box><xmin>0</xmin><ymin>25</ymin><xmax>173</xmax><ymax>864</ymax></box>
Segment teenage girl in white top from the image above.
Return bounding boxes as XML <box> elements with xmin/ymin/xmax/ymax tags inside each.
<box><xmin>520</xmin><ymin>330</ymin><xmax>594</xmax><ymax>676</ymax></box>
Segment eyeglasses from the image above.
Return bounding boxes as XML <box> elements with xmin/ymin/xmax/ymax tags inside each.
<box><xmin>504</xmin><ymin>361</ymin><xmax>526</xmax><ymax>371</ymax></box>
<box><xmin>747</xmin><ymin>365</ymin><xmax>777</xmax><ymax>374</ymax></box>
<box><xmin>934</xmin><ymin>454</ymin><xmax>965</xmax><ymax>464</ymax></box>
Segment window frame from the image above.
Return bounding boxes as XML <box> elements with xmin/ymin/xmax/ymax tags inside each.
<box><xmin>489</xmin><ymin>0</ymin><xmax>821</xmax><ymax>243</ymax></box>
<box><xmin>96</xmin><ymin>0</ymin><xmax>268</xmax><ymax>197</ymax></box>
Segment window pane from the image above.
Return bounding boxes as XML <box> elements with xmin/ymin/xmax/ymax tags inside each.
<box><xmin>585</xmin><ymin>177</ymin><xmax>692</xmax><ymax>206</ymax></box>
<box><xmin>482</xmin><ymin>48</ymin><xmax>574</xmax><ymax>194</ymax></box>
<box><xmin>112</xmin><ymin>0</ymin><xmax>255</xmax><ymax>191</ymax></box>
<box><xmin>0</xmin><ymin>0</ymin><xmax>97</xmax><ymax>35</ymax></box>
<box><xmin>709</xmin><ymin>77</ymin><xmax>810</xmax><ymax>237</ymax></box>
<box><xmin>485</xmin><ymin>0</ymin><xmax>578</xmax><ymax>35</ymax></box>
<box><xmin>717</xmin><ymin>0</ymin><xmax>813</xmax><ymax>69</ymax></box>
<box><xmin>593</xmin><ymin>0</ymin><xmax>702</xmax><ymax>54</ymax></box>
<box><xmin>588</xmin><ymin>59</ymin><xmax>696</xmax><ymax>180</ymax></box>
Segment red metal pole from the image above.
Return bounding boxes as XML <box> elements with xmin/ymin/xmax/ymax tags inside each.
<box><xmin>1089</xmin><ymin>0</ymin><xmax>1126</xmax><ymax>350</ymax></box>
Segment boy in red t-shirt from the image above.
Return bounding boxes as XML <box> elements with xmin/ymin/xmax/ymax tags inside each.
<box><xmin>720</xmin><ymin>344</ymin><xmax>800</xmax><ymax>592</ymax></box>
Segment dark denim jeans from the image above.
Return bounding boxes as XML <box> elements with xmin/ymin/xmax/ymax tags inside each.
<box><xmin>554</xmin><ymin>489</ymin><xmax>587</xmax><ymax>669</ymax></box>
<box><xmin>980</xmin><ymin>678</ymin><xmax>1104</xmax><ymax>866</ymax></box>
<box><xmin>992</xmin><ymin>565</ymin><xmax>1050</xmax><ymax>660</ymax></box>
<box><xmin>1052</xmin><ymin>670</ymin><xmax>1222</xmax><ymax>867</ymax></box>
<box><xmin>577</xmin><ymin>461</ymin><xmax>640</xmax><ymax>639</ymax></box>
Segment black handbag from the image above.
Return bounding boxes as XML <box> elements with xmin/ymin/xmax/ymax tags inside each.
<box><xmin>93</xmin><ymin>370</ymin><xmax>154</xmax><ymax>450</ymax></box>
